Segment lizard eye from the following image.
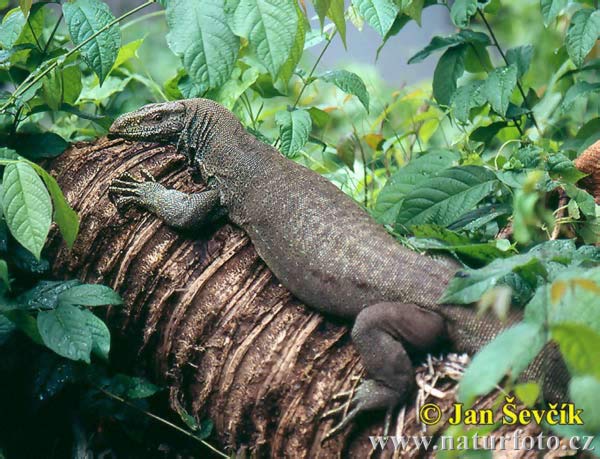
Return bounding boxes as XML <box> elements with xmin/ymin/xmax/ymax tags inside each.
<box><xmin>151</xmin><ymin>113</ymin><xmax>164</xmax><ymax>121</ymax></box>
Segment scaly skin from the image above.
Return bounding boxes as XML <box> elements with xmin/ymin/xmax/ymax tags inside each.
<box><xmin>108</xmin><ymin>98</ymin><xmax>568</xmax><ymax>437</ymax></box>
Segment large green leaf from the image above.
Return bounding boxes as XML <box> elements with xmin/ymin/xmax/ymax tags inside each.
<box><xmin>58</xmin><ymin>284</ymin><xmax>122</xmax><ymax>307</ymax></box>
<box><xmin>395</xmin><ymin>165</ymin><xmax>498</xmax><ymax>229</ymax></box>
<box><xmin>352</xmin><ymin>0</ymin><xmax>399</xmax><ymax>37</ymax></box>
<box><xmin>320</xmin><ymin>69</ymin><xmax>369</xmax><ymax>112</ymax></box>
<box><xmin>37</xmin><ymin>304</ymin><xmax>93</xmax><ymax>363</ymax></box>
<box><xmin>166</xmin><ymin>0</ymin><xmax>238</xmax><ymax>92</ymax></box>
<box><xmin>373</xmin><ymin>149</ymin><xmax>459</xmax><ymax>224</ymax></box>
<box><xmin>28</xmin><ymin>162</ymin><xmax>79</xmax><ymax>248</ymax></box>
<box><xmin>483</xmin><ymin>64</ymin><xmax>518</xmax><ymax>116</ymax></box>
<box><xmin>432</xmin><ymin>45</ymin><xmax>466</xmax><ymax>106</ymax></box>
<box><xmin>569</xmin><ymin>376</ymin><xmax>600</xmax><ymax>432</ymax></box>
<box><xmin>81</xmin><ymin>309</ymin><xmax>110</xmax><ymax>360</ymax></box>
<box><xmin>231</xmin><ymin>0</ymin><xmax>298</xmax><ymax>80</ymax></box>
<box><xmin>565</xmin><ymin>8</ymin><xmax>600</xmax><ymax>68</ymax></box>
<box><xmin>560</xmin><ymin>81</ymin><xmax>600</xmax><ymax>113</ymax></box>
<box><xmin>451</xmin><ymin>79</ymin><xmax>485</xmax><ymax>123</ymax></box>
<box><xmin>326</xmin><ymin>0</ymin><xmax>346</xmax><ymax>45</ymax></box>
<box><xmin>450</xmin><ymin>0</ymin><xmax>477</xmax><ymax>28</ymax></box>
<box><xmin>16</xmin><ymin>280</ymin><xmax>81</xmax><ymax>310</ymax></box>
<box><xmin>506</xmin><ymin>45</ymin><xmax>533</xmax><ymax>77</ymax></box>
<box><xmin>42</xmin><ymin>62</ymin><xmax>83</xmax><ymax>111</ymax></box>
<box><xmin>275</xmin><ymin>109</ymin><xmax>312</xmax><ymax>156</ymax></box>
<box><xmin>0</xmin><ymin>8</ymin><xmax>26</xmax><ymax>49</ymax></box>
<box><xmin>63</xmin><ymin>0</ymin><xmax>121</xmax><ymax>84</ymax></box>
<box><xmin>408</xmin><ymin>30</ymin><xmax>489</xmax><ymax>64</ymax></box>
<box><xmin>1</xmin><ymin>162</ymin><xmax>52</xmax><ymax>260</ymax></box>
<box><xmin>540</xmin><ymin>0</ymin><xmax>567</xmax><ymax>27</ymax></box>
<box><xmin>458</xmin><ymin>323</ymin><xmax>545</xmax><ymax>405</ymax></box>
<box><xmin>276</xmin><ymin>3</ymin><xmax>306</xmax><ymax>88</ymax></box>
<box><xmin>552</xmin><ymin>323</ymin><xmax>600</xmax><ymax>379</ymax></box>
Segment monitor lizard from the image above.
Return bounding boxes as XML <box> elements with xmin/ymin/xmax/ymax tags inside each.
<box><xmin>107</xmin><ymin>98</ymin><xmax>568</xmax><ymax>438</ymax></box>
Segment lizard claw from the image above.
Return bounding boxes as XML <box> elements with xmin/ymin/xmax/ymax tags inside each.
<box><xmin>108</xmin><ymin>170</ymin><xmax>160</xmax><ymax>210</ymax></box>
<box><xmin>140</xmin><ymin>168</ymin><xmax>157</xmax><ymax>182</ymax></box>
<box><xmin>321</xmin><ymin>379</ymin><xmax>402</xmax><ymax>442</ymax></box>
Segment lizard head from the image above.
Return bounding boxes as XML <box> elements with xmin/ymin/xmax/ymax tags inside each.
<box><xmin>109</xmin><ymin>101</ymin><xmax>186</xmax><ymax>142</ymax></box>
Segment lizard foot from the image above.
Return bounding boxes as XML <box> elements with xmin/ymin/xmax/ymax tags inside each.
<box><xmin>321</xmin><ymin>378</ymin><xmax>401</xmax><ymax>441</ymax></box>
<box><xmin>108</xmin><ymin>169</ymin><xmax>160</xmax><ymax>210</ymax></box>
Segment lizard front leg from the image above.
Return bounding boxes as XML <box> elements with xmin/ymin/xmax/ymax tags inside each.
<box><xmin>108</xmin><ymin>170</ymin><xmax>225</xmax><ymax>229</ymax></box>
<box><xmin>323</xmin><ymin>302</ymin><xmax>447</xmax><ymax>439</ymax></box>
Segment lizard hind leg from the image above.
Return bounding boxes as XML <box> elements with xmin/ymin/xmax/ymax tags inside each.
<box><xmin>322</xmin><ymin>302</ymin><xmax>447</xmax><ymax>441</ymax></box>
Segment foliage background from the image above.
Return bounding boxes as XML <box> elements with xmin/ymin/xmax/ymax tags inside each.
<box><xmin>0</xmin><ymin>0</ymin><xmax>599</xmax><ymax>457</ymax></box>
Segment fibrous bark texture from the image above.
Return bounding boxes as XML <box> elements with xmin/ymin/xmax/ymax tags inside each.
<box><xmin>47</xmin><ymin>138</ymin><xmax>546</xmax><ymax>459</ymax></box>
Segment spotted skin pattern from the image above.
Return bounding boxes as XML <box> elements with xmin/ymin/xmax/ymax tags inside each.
<box><xmin>108</xmin><ymin>98</ymin><xmax>568</xmax><ymax>438</ymax></box>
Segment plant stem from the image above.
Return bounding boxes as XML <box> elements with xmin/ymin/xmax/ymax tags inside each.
<box><xmin>477</xmin><ymin>10</ymin><xmax>541</xmax><ymax>135</ymax></box>
<box><xmin>42</xmin><ymin>12</ymin><xmax>63</xmax><ymax>56</ymax></box>
<box><xmin>292</xmin><ymin>29</ymin><xmax>336</xmax><ymax>109</ymax></box>
<box><xmin>96</xmin><ymin>386</ymin><xmax>229</xmax><ymax>459</ymax></box>
<box><xmin>121</xmin><ymin>9</ymin><xmax>165</xmax><ymax>31</ymax></box>
<box><xmin>1</xmin><ymin>1</ymin><xmax>154</xmax><ymax>114</ymax></box>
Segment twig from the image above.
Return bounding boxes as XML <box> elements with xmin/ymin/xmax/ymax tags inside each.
<box><xmin>42</xmin><ymin>12</ymin><xmax>63</xmax><ymax>56</ymax></box>
<box><xmin>95</xmin><ymin>386</ymin><xmax>228</xmax><ymax>459</ymax></box>
<box><xmin>477</xmin><ymin>10</ymin><xmax>541</xmax><ymax>135</ymax></box>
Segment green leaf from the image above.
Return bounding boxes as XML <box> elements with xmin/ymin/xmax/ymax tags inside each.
<box><xmin>458</xmin><ymin>323</ymin><xmax>545</xmax><ymax>405</ymax></box>
<box><xmin>320</xmin><ymin>69</ymin><xmax>369</xmax><ymax>112</ymax></box>
<box><xmin>565</xmin><ymin>8</ymin><xmax>600</xmax><ymax>68</ymax></box>
<box><xmin>38</xmin><ymin>304</ymin><xmax>93</xmax><ymax>363</ymax></box>
<box><xmin>373</xmin><ymin>149</ymin><xmax>459</xmax><ymax>224</ymax></box>
<box><xmin>0</xmin><ymin>259</ymin><xmax>8</xmax><ymax>289</ymax></box>
<box><xmin>28</xmin><ymin>162</ymin><xmax>79</xmax><ymax>249</ymax></box>
<box><xmin>314</xmin><ymin>0</ymin><xmax>332</xmax><ymax>27</ymax></box>
<box><xmin>19</xmin><ymin>0</ymin><xmax>32</xmax><ymax>16</ymax></box>
<box><xmin>79</xmin><ymin>74</ymin><xmax>131</xmax><ymax>103</ymax></box>
<box><xmin>408</xmin><ymin>30</ymin><xmax>489</xmax><ymax>64</ymax></box>
<box><xmin>275</xmin><ymin>109</ymin><xmax>312</xmax><ymax>156</ymax></box>
<box><xmin>540</xmin><ymin>0</ymin><xmax>567</xmax><ymax>27</ymax></box>
<box><xmin>451</xmin><ymin>79</ymin><xmax>485</xmax><ymax>124</ymax></box>
<box><xmin>0</xmin><ymin>314</ymin><xmax>16</xmax><ymax>346</ymax></box>
<box><xmin>410</xmin><ymin>225</ymin><xmax>511</xmax><ymax>263</ymax></box>
<box><xmin>58</xmin><ymin>284</ymin><xmax>122</xmax><ymax>307</ymax></box>
<box><xmin>552</xmin><ymin>323</ymin><xmax>600</xmax><ymax>379</ymax></box>
<box><xmin>103</xmin><ymin>374</ymin><xmax>161</xmax><ymax>399</ymax></box>
<box><xmin>483</xmin><ymin>64</ymin><xmax>518</xmax><ymax>116</ymax></box>
<box><xmin>506</xmin><ymin>45</ymin><xmax>533</xmax><ymax>77</ymax></box>
<box><xmin>231</xmin><ymin>0</ymin><xmax>298</xmax><ymax>80</ymax></box>
<box><xmin>0</xmin><ymin>8</ymin><xmax>26</xmax><ymax>49</ymax></box>
<box><xmin>16</xmin><ymin>280</ymin><xmax>81</xmax><ymax>310</ymax></box>
<box><xmin>326</xmin><ymin>0</ymin><xmax>346</xmax><ymax>45</ymax></box>
<box><xmin>1</xmin><ymin>162</ymin><xmax>52</xmax><ymax>260</ymax></box>
<box><xmin>40</xmin><ymin>58</ymin><xmax>83</xmax><ymax>110</ymax></box>
<box><xmin>396</xmin><ymin>165</ymin><xmax>498</xmax><ymax>229</ymax></box>
<box><xmin>12</xmin><ymin>132</ymin><xmax>69</xmax><ymax>159</ymax></box>
<box><xmin>111</xmin><ymin>38</ymin><xmax>144</xmax><ymax>72</ymax></box>
<box><xmin>352</xmin><ymin>0</ymin><xmax>399</xmax><ymax>37</ymax></box>
<box><xmin>81</xmin><ymin>309</ymin><xmax>110</xmax><ymax>360</ymax></box>
<box><xmin>569</xmin><ymin>376</ymin><xmax>600</xmax><ymax>432</ymax></box>
<box><xmin>433</xmin><ymin>45</ymin><xmax>466</xmax><ymax>106</ymax></box>
<box><xmin>560</xmin><ymin>81</ymin><xmax>600</xmax><ymax>113</ymax></box>
<box><xmin>450</xmin><ymin>0</ymin><xmax>477</xmax><ymax>28</ymax></box>
<box><xmin>275</xmin><ymin>3</ymin><xmax>306</xmax><ymax>89</ymax></box>
<box><xmin>470</xmin><ymin>121</ymin><xmax>508</xmax><ymax>144</ymax></box>
<box><xmin>166</xmin><ymin>0</ymin><xmax>238</xmax><ymax>92</ymax></box>
<box><xmin>399</xmin><ymin>0</ymin><xmax>425</xmax><ymax>25</ymax></box>
<box><xmin>206</xmin><ymin>65</ymin><xmax>259</xmax><ymax>110</ymax></box>
<box><xmin>63</xmin><ymin>0</ymin><xmax>121</xmax><ymax>84</ymax></box>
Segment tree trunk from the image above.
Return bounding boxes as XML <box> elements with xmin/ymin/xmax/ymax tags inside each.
<box><xmin>46</xmin><ymin>138</ymin><xmax>545</xmax><ymax>459</ymax></box>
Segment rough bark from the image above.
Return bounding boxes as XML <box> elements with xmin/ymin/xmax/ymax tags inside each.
<box><xmin>46</xmin><ymin>138</ymin><xmax>551</xmax><ymax>459</ymax></box>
